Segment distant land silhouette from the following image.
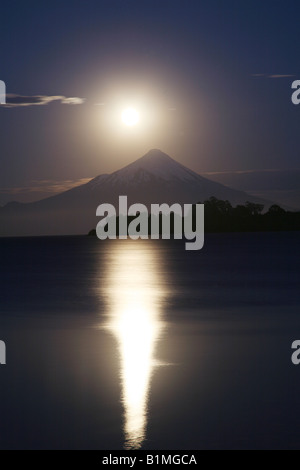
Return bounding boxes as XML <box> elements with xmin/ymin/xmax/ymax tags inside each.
<box><xmin>0</xmin><ymin>149</ymin><xmax>288</xmax><ymax>237</ymax></box>
<box><xmin>89</xmin><ymin>197</ymin><xmax>300</xmax><ymax>237</ymax></box>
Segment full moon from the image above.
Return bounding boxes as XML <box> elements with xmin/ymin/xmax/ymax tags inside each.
<box><xmin>122</xmin><ymin>107</ymin><xmax>140</xmax><ymax>127</ymax></box>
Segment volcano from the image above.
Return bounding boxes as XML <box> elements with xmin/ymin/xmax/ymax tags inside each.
<box><xmin>0</xmin><ymin>149</ymin><xmax>269</xmax><ymax>237</ymax></box>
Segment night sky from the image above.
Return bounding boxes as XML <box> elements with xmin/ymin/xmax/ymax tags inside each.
<box><xmin>0</xmin><ymin>0</ymin><xmax>300</xmax><ymax>204</ymax></box>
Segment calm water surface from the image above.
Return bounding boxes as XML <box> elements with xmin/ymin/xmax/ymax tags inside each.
<box><xmin>0</xmin><ymin>232</ymin><xmax>300</xmax><ymax>449</ymax></box>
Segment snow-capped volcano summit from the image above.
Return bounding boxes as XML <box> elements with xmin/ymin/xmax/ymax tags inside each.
<box><xmin>109</xmin><ymin>149</ymin><xmax>202</xmax><ymax>183</ymax></box>
<box><xmin>90</xmin><ymin>149</ymin><xmax>201</xmax><ymax>188</ymax></box>
<box><xmin>87</xmin><ymin>149</ymin><xmax>259</xmax><ymax>205</ymax></box>
<box><xmin>0</xmin><ymin>149</ymin><xmax>269</xmax><ymax>236</ymax></box>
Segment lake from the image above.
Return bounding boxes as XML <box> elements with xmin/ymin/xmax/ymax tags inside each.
<box><xmin>0</xmin><ymin>232</ymin><xmax>300</xmax><ymax>450</ymax></box>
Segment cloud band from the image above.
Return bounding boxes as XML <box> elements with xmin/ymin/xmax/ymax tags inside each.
<box><xmin>2</xmin><ymin>94</ymin><xmax>85</xmax><ymax>108</ymax></box>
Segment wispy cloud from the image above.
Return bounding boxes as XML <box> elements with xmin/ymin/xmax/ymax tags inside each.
<box><xmin>269</xmin><ymin>74</ymin><xmax>296</xmax><ymax>79</ymax></box>
<box><xmin>0</xmin><ymin>178</ymin><xmax>92</xmax><ymax>197</ymax></box>
<box><xmin>60</xmin><ymin>97</ymin><xmax>85</xmax><ymax>105</ymax></box>
<box><xmin>203</xmin><ymin>169</ymin><xmax>289</xmax><ymax>176</ymax></box>
<box><xmin>2</xmin><ymin>94</ymin><xmax>85</xmax><ymax>108</ymax></box>
<box><xmin>252</xmin><ymin>74</ymin><xmax>296</xmax><ymax>79</ymax></box>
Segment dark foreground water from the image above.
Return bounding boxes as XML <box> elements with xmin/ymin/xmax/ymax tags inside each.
<box><xmin>0</xmin><ymin>232</ymin><xmax>300</xmax><ymax>450</ymax></box>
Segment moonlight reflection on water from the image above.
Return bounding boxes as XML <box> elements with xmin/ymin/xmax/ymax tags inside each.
<box><xmin>102</xmin><ymin>242</ymin><xmax>168</xmax><ymax>449</ymax></box>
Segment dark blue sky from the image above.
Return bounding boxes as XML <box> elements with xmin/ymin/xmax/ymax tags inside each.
<box><xmin>0</xmin><ymin>0</ymin><xmax>300</xmax><ymax>203</ymax></box>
